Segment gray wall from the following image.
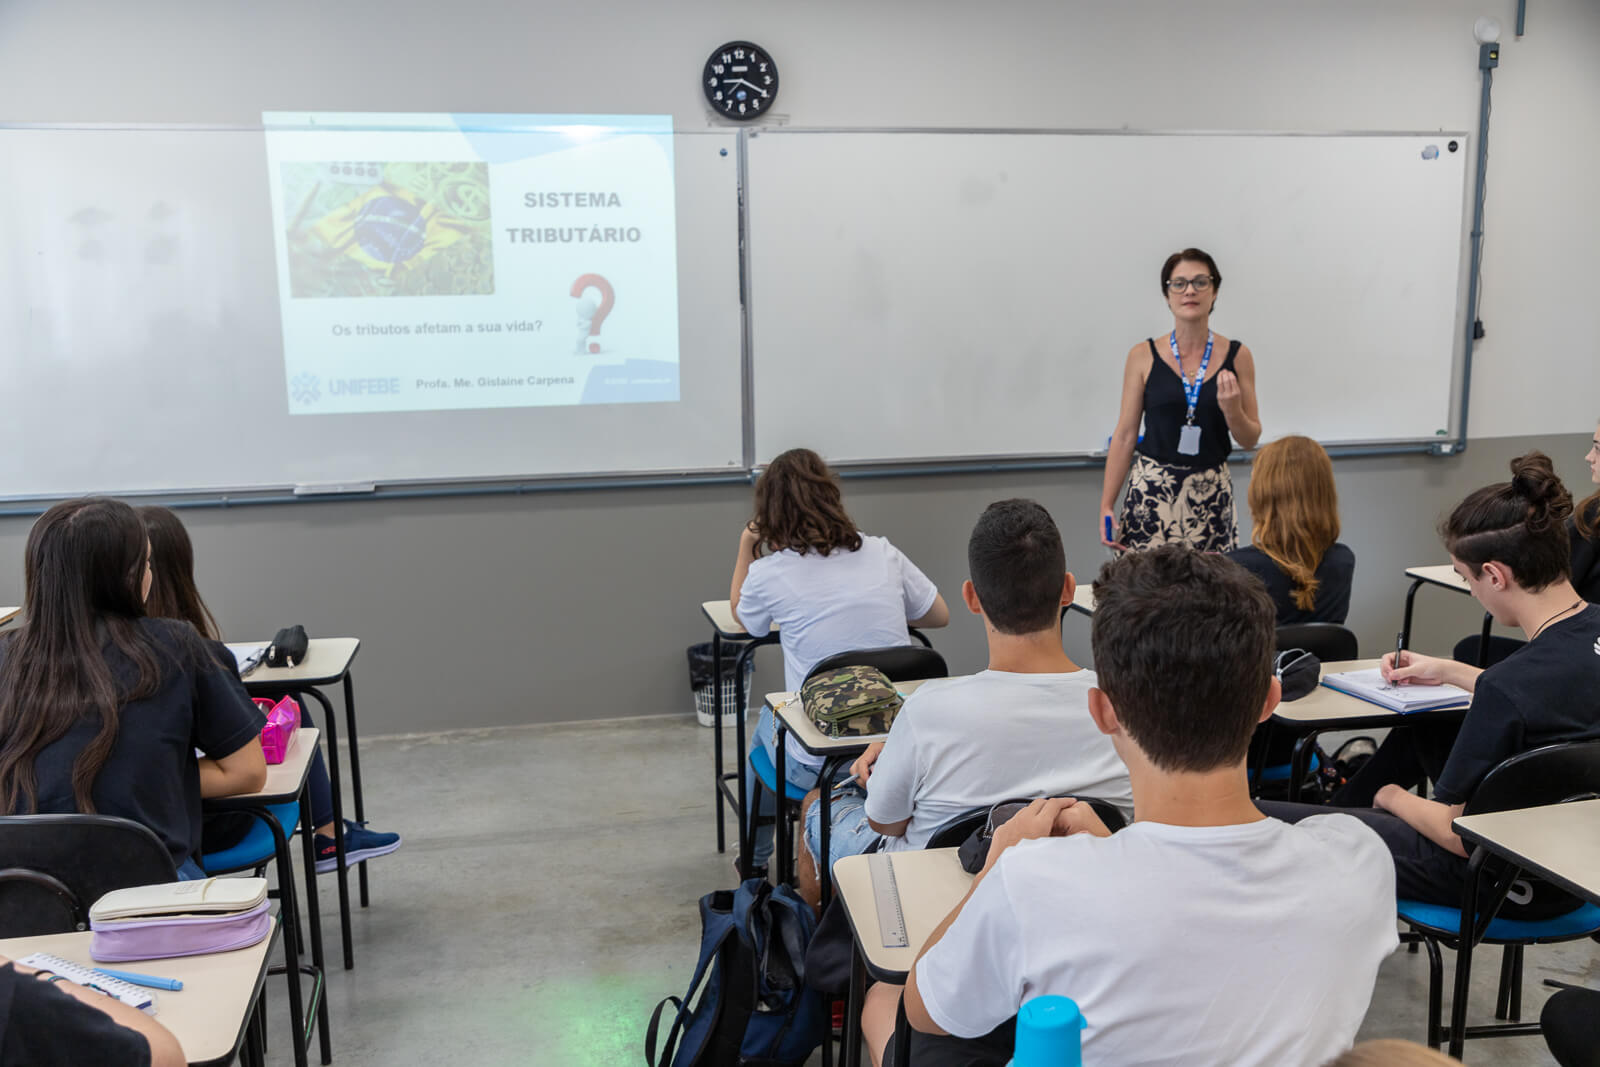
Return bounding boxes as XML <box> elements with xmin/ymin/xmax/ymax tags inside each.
<box><xmin>0</xmin><ymin>434</ymin><xmax>1588</xmax><ymax>732</ymax></box>
<box><xmin>0</xmin><ymin>0</ymin><xmax>1596</xmax><ymax>731</ymax></box>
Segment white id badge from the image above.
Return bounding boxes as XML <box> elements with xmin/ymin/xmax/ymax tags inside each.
<box><xmin>1178</xmin><ymin>424</ymin><xmax>1202</xmax><ymax>455</ymax></box>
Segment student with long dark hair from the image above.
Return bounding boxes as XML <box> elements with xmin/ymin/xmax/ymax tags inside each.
<box><xmin>0</xmin><ymin>498</ymin><xmax>265</xmax><ymax>878</ymax></box>
<box><xmin>138</xmin><ymin>506</ymin><xmax>401</xmax><ymax>873</ymax></box>
<box><xmin>1263</xmin><ymin>453</ymin><xmax>1600</xmax><ymax>919</ymax></box>
<box><xmin>729</xmin><ymin>448</ymin><xmax>948</xmax><ymax>876</ymax></box>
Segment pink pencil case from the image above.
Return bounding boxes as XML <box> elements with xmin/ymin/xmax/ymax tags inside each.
<box><xmin>254</xmin><ymin>695</ymin><xmax>301</xmax><ymax>764</ymax></box>
<box><xmin>90</xmin><ymin>899</ymin><xmax>272</xmax><ymax>962</ymax></box>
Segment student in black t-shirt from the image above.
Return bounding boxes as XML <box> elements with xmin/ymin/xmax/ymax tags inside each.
<box><xmin>138</xmin><ymin>505</ymin><xmax>403</xmax><ymax>874</ymax></box>
<box><xmin>0</xmin><ymin>498</ymin><xmax>266</xmax><ymax>878</ymax></box>
<box><xmin>0</xmin><ymin>954</ymin><xmax>183</xmax><ymax>1067</ymax></box>
<box><xmin>1226</xmin><ymin>434</ymin><xmax>1355</xmax><ymax>625</ymax></box>
<box><xmin>1261</xmin><ymin>452</ymin><xmax>1600</xmax><ymax>919</ymax></box>
<box><xmin>1449</xmin><ymin>426</ymin><xmax>1600</xmax><ymax>666</ymax></box>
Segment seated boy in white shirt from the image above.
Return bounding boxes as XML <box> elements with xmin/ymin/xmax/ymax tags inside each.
<box><xmin>862</xmin><ymin>545</ymin><xmax>1399</xmax><ymax>1067</ymax></box>
<box><xmin>795</xmin><ymin>499</ymin><xmax>1133</xmax><ymax>909</ymax></box>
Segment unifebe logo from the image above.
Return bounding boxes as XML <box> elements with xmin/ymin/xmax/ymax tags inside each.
<box><xmin>291</xmin><ymin>373</ymin><xmax>321</xmax><ymax>405</ymax></box>
<box><xmin>1593</xmin><ymin>636</ymin><xmax>1600</xmax><ymax>657</ymax></box>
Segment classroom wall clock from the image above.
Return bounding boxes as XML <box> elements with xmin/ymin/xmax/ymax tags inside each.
<box><xmin>701</xmin><ymin>41</ymin><xmax>778</xmax><ymax>121</ymax></box>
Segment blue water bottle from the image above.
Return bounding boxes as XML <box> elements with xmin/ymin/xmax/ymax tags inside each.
<box><xmin>1008</xmin><ymin>995</ymin><xmax>1085</xmax><ymax>1066</ymax></box>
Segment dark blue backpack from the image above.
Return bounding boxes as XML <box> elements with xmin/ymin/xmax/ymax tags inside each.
<box><xmin>646</xmin><ymin>878</ymin><xmax>825</xmax><ymax>1066</ymax></box>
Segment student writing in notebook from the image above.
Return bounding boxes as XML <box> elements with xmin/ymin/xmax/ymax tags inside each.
<box><xmin>794</xmin><ymin>499</ymin><xmax>1130</xmax><ymax>908</ymax></box>
<box><xmin>729</xmin><ymin>448</ymin><xmax>948</xmax><ymax>877</ymax></box>
<box><xmin>0</xmin><ymin>498</ymin><xmax>265</xmax><ymax>879</ymax></box>
<box><xmin>1260</xmin><ymin>453</ymin><xmax>1600</xmax><ymax>920</ymax></box>
<box><xmin>137</xmin><ymin>506</ymin><xmax>402</xmax><ymax>873</ymax></box>
<box><xmin>864</xmin><ymin>546</ymin><xmax>1395</xmax><ymax>1067</ymax></box>
<box><xmin>0</xmin><ymin>953</ymin><xmax>183</xmax><ymax>1067</ymax></box>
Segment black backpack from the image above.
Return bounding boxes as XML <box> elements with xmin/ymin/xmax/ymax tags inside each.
<box><xmin>646</xmin><ymin>878</ymin><xmax>824</xmax><ymax>1066</ymax></box>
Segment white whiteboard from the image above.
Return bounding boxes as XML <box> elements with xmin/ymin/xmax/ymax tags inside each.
<box><xmin>0</xmin><ymin>125</ymin><xmax>744</xmax><ymax>499</ymax></box>
<box><xmin>746</xmin><ymin>131</ymin><xmax>1471</xmax><ymax>464</ymax></box>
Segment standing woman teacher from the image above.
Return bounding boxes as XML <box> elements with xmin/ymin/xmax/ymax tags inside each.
<box><xmin>1100</xmin><ymin>248</ymin><xmax>1262</xmax><ymax>551</ymax></box>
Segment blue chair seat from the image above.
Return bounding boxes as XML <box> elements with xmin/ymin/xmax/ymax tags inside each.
<box><xmin>1256</xmin><ymin>752</ymin><xmax>1319</xmax><ymax>784</ymax></box>
<box><xmin>1398</xmin><ymin>898</ymin><xmax>1600</xmax><ymax>943</ymax></box>
<box><xmin>201</xmin><ymin>801</ymin><xmax>303</xmax><ymax>874</ymax></box>
<box><xmin>748</xmin><ymin>748</ymin><xmax>809</xmax><ymax>803</ymax></box>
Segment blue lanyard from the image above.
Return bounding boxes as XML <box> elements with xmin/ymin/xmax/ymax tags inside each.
<box><xmin>1168</xmin><ymin>330</ymin><xmax>1214</xmax><ymax>425</ymax></box>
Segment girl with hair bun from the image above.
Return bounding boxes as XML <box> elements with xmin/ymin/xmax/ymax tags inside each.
<box><xmin>1260</xmin><ymin>452</ymin><xmax>1600</xmax><ymax>919</ymax></box>
<box><xmin>1227</xmin><ymin>435</ymin><xmax>1354</xmax><ymax>623</ymax></box>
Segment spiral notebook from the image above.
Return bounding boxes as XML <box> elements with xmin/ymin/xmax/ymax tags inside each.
<box><xmin>19</xmin><ymin>953</ymin><xmax>157</xmax><ymax>1013</ymax></box>
<box><xmin>1321</xmin><ymin>668</ymin><xmax>1471</xmax><ymax>714</ymax></box>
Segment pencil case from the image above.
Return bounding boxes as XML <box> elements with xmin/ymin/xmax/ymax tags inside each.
<box><xmin>255</xmin><ymin>695</ymin><xmax>301</xmax><ymax>764</ymax></box>
<box><xmin>90</xmin><ymin>899</ymin><xmax>272</xmax><ymax>961</ymax></box>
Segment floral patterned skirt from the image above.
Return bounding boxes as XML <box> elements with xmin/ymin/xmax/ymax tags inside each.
<box><xmin>1118</xmin><ymin>452</ymin><xmax>1237</xmax><ymax>552</ymax></box>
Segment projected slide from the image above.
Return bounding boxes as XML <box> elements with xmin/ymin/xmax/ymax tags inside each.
<box><xmin>264</xmin><ymin>113</ymin><xmax>680</xmax><ymax>415</ymax></box>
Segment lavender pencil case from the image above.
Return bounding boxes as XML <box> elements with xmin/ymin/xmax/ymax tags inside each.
<box><xmin>90</xmin><ymin>899</ymin><xmax>272</xmax><ymax>961</ymax></box>
<box><xmin>89</xmin><ymin>878</ymin><xmax>273</xmax><ymax>962</ymax></box>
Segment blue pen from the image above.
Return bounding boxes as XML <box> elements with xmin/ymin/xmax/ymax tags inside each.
<box><xmin>92</xmin><ymin>967</ymin><xmax>183</xmax><ymax>991</ymax></box>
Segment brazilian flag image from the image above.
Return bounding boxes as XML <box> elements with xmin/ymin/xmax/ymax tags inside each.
<box><xmin>283</xmin><ymin>161</ymin><xmax>494</xmax><ymax>298</ymax></box>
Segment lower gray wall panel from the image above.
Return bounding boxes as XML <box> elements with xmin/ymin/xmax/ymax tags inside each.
<box><xmin>0</xmin><ymin>433</ymin><xmax>1582</xmax><ymax>734</ymax></box>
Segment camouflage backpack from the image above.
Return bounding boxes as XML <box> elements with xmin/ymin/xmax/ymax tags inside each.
<box><xmin>801</xmin><ymin>664</ymin><xmax>903</xmax><ymax>738</ymax></box>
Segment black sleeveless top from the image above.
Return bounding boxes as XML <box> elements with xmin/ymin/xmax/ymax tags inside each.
<box><xmin>1135</xmin><ymin>337</ymin><xmax>1241</xmax><ymax>470</ymax></box>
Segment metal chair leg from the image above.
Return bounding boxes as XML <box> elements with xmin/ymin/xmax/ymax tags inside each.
<box><xmin>1495</xmin><ymin>944</ymin><xmax>1516</xmax><ymax>1019</ymax></box>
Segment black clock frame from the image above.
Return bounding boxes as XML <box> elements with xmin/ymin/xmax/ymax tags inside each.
<box><xmin>702</xmin><ymin>41</ymin><xmax>778</xmax><ymax>122</ymax></box>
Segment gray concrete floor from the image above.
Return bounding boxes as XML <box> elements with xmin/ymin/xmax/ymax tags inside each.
<box><xmin>264</xmin><ymin>715</ymin><xmax>1597</xmax><ymax>1066</ymax></box>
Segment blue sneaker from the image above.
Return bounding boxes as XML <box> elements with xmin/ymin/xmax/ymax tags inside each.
<box><xmin>316</xmin><ymin>820</ymin><xmax>402</xmax><ymax>874</ymax></box>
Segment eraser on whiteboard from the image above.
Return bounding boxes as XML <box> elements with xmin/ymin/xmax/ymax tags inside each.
<box><xmin>293</xmin><ymin>482</ymin><xmax>377</xmax><ymax>496</ymax></box>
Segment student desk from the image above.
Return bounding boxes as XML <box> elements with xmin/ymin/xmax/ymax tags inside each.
<box><xmin>0</xmin><ymin>925</ymin><xmax>279</xmax><ymax>1066</ymax></box>
<box><xmin>1065</xmin><ymin>584</ymin><xmax>1096</xmax><ymax>617</ymax></box>
<box><xmin>833</xmin><ymin>848</ymin><xmax>973</xmax><ymax>1067</ymax></box>
<box><xmin>0</xmin><ymin>605</ymin><xmax>19</xmax><ymax>627</ymax></box>
<box><xmin>1269</xmin><ymin>659</ymin><xmax>1470</xmax><ymax>802</ymax></box>
<box><xmin>1401</xmin><ymin>564</ymin><xmax>1495</xmax><ymax>664</ymax></box>
<box><xmin>243</xmin><ymin>637</ymin><xmax>364</xmax><ymax>970</ymax></box>
<box><xmin>1453</xmin><ymin>799</ymin><xmax>1600</xmax><ymax>907</ymax></box>
<box><xmin>767</xmin><ymin>679</ymin><xmax>929</xmax><ymax>904</ymax></box>
<box><xmin>700</xmin><ymin>601</ymin><xmax>781</xmax><ymax>871</ymax></box>
<box><xmin>204</xmin><ymin>728</ymin><xmax>329</xmax><ymax>1067</ymax></box>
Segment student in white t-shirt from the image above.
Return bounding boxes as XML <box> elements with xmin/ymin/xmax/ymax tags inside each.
<box><xmin>862</xmin><ymin>546</ymin><xmax>1398</xmax><ymax>1067</ymax></box>
<box><xmin>730</xmin><ymin>448</ymin><xmax>949</xmax><ymax>875</ymax></box>
<box><xmin>795</xmin><ymin>499</ymin><xmax>1132</xmax><ymax>907</ymax></box>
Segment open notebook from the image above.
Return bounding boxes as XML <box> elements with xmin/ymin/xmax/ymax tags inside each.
<box><xmin>1321</xmin><ymin>668</ymin><xmax>1471</xmax><ymax>713</ymax></box>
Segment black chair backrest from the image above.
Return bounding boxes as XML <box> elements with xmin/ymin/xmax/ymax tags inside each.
<box><xmin>923</xmin><ymin>797</ymin><xmax>1129</xmax><ymax>851</ymax></box>
<box><xmin>1465</xmin><ymin>739</ymin><xmax>1600</xmax><ymax>816</ymax></box>
<box><xmin>804</xmin><ymin>644</ymin><xmax>948</xmax><ymax>685</ymax></box>
<box><xmin>1276</xmin><ymin>623</ymin><xmax>1358</xmax><ymax>662</ymax></box>
<box><xmin>0</xmin><ymin>814</ymin><xmax>178</xmax><ymax>937</ymax></box>
<box><xmin>925</xmin><ymin>807</ymin><xmax>988</xmax><ymax>850</ymax></box>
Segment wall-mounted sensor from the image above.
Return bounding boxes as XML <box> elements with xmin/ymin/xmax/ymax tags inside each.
<box><xmin>1448</xmin><ymin>140</ymin><xmax>1460</xmax><ymax>153</ymax></box>
<box><xmin>1474</xmin><ymin>16</ymin><xmax>1502</xmax><ymax>43</ymax></box>
<box><xmin>1421</xmin><ymin>145</ymin><xmax>1440</xmax><ymax>160</ymax></box>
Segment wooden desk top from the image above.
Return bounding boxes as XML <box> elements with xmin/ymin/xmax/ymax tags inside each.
<box><xmin>701</xmin><ymin>599</ymin><xmax>782</xmax><ymax>640</ymax></box>
<box><xmin>241</xmin><ymin>638</ymin><xmax>360</xmax><ymax>689</ymax></box>
<box><xmin>767</xmin><ymin>679</ymin><xmax>929</xmax><ymax>755</ymax></box>
<box><xmin>205</xmin><ymin>728</ymin><xmax>318</xmax><ymax>809</ymax></box>
<box><xmin>0</xmin><ymin>606</ymin><xmax>19</xmax><ymax>627</ymax></box>
<box><xmin>0</xmin><ymin>925</ymin><xmax>278</xmax><ymax>1066</ymax></box>
<box><xmin>1454</xmin><ymin>799</ymin><xmax>1600</xmax><ymax>907</ymax></box>
<box><xmin>1405</xmin><ymin>564</ymin><xmax>1470</xmax><ymax>593</ymax></box>
<box><xmin>834</xmin><ymin>848</ymin><xmax>973</xmax><ymax>980</ymax></box>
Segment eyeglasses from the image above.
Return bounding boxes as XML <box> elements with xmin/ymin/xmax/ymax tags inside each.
<box><xmin>1167</xmin><ymin>275</ymin><xmax>1215</xmax><ymax>293</ymax></box>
